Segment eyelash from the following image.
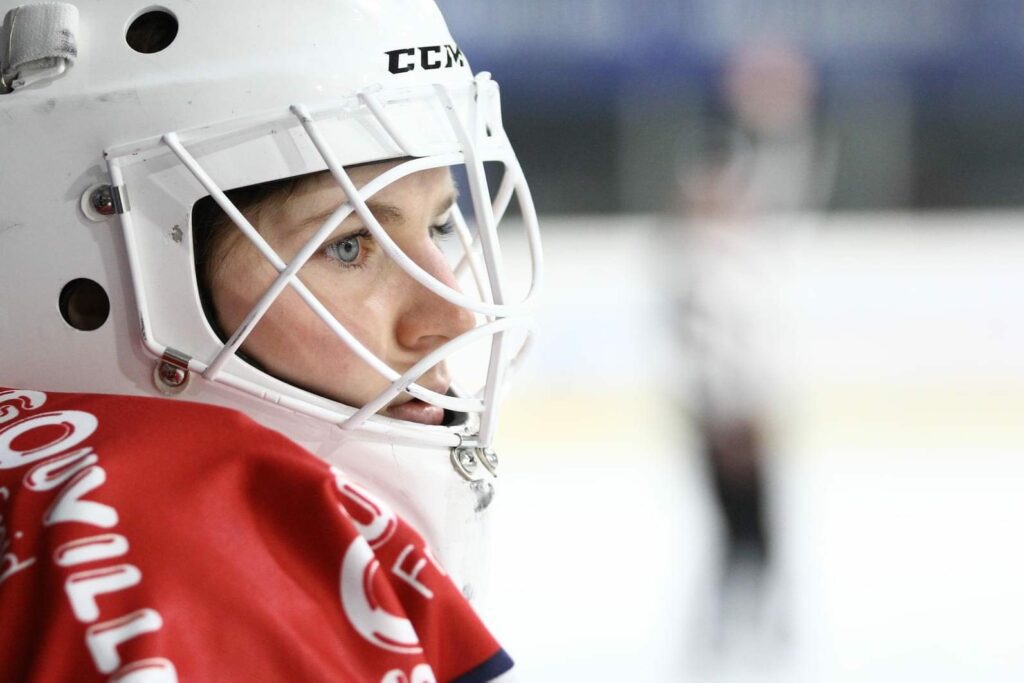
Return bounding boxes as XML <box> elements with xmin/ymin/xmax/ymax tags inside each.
<box><xmin>322</xmin><ymin>218</ymin><xmax>455</xmax><ymax>269</ymax></box>
<box><xmin>322</xmin><ymin>228</ymin><xmax>371</xmax><ymax>269</ymax></box>
<box><xmin>432</xmin><ymin>219</ymin><xmax>456</xmax><ymax>241</ymax></box>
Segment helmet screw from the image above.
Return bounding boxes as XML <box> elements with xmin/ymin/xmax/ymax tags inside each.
<box><xmin>457</xmin><ymin>448</ymin><xmax>478</xmax><ymax>473</ymax></box>
<box><xmin>90</xmin><ymin>186</ymin><xmax>116</xmax><ymax>216</ymax></box>
<box><xmin>478</xmin><ymin>448</ymin><xmax>499</xmax><ymax>476</ymax></box>
<box><xmin>152</xmin><ymin>349</ymin><xmax>192</xmax><ymax>396</ymax></box>
<box><xmin>82</xmin><ymin>184</ymin><xmax>129</xmax><ymax>221</ymax></box>
<box><xmin>157</xmin><ymin>362</ymin><xmax>187</xmax><ymax>387</ymax></box>
<box><xmin>483</xmin><ymin>448</ymin><xmax>498</xmax><ymax>468</ymax></box>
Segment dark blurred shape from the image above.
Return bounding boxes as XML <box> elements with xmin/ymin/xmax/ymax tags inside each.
<box><xmin>705</xmin><ymin>418</ymin><xmax>769</xmax><ymax>566</ymax></box>
<box><xmin>440</xmin><ymin>0</ymin><xmax>1024</xmax><ymax>214</ymax></box>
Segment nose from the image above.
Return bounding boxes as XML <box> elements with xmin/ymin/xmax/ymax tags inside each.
<box><xmin>394</xmin><ymin>243</ymin><xmax>476</xmax><ymax>353</ymax></box>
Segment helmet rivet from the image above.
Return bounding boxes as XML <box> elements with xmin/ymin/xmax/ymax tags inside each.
<box><xmin>90</xmin><ymin>186</ymin><xmax>116</xmax><ymax>216</ymax></box>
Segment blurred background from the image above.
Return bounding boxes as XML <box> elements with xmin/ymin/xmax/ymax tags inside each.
<box><xmin>438</xmin><ymin>1</ymin><xmax>1024</xmax><ymax>681</ymax></box>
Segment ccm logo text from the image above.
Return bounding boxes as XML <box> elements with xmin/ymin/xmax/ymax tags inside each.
<box><xmin>386</xmin><ymin>44</ymin><xmax>466</xmax><ymax>74</ymax></box>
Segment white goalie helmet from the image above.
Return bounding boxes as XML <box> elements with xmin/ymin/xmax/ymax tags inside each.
<box><xmin>0</xmin><ymin>1</ymin><xmax>542</xmax><ymax>597</ymax></box>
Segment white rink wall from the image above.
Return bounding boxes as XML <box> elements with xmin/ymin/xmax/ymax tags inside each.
<box><xmin>483</xmin><ymin>212</ymin><xmax>1024</xmax><ymax>682</ymax></box>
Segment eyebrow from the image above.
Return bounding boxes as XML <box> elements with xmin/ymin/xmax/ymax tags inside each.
<box><xmin>297</xmin><ymin>189</ymin><xmax>459</xmax><ymax>233</ymax></box>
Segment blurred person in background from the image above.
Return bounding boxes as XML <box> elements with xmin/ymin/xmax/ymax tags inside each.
<box><xmin>670</xmin><ymin>38</ymin><xmax>838</xmax><ymax>659</ymax></box>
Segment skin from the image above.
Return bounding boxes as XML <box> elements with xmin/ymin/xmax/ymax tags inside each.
<box><xmin>209</xmin><ymin>160</ymin><xmax>475</xmax><ymax>426</ymax></box>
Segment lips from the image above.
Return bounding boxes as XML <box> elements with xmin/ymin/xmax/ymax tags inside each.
<box><xmin>383</xmin><ymin>373</ymin><xmax>450</xmax><ymax>426</ymax></box>
<box><xmin>384</xmin><ymin>398</ymin><xmax>446</xmax><ymax>426</ymax></box>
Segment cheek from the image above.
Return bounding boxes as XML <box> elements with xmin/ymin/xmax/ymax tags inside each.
<box><xmin>251</xmin><ymin>264</ymin><xmax>399</xmax><ymax>401</ymax></box>
<box><xmin>210</xmin><ymin>252</ymin><xmax>275</xmax><ymax>334</ymax></box>
<box><xmin>300</xmin><ymin>265</ymin><xmax>397</xmax><ymax>353</ymax></box>
<box><xmin>211</xmin><ymin>247</ymin><xmax>412</xmax><ymax>407</ymax></box>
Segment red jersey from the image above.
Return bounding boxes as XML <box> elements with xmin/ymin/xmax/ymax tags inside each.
<box><xmin>0</xmin><ymin>388</ymin><xmax>512</xmax><ymax>682</ymax></box>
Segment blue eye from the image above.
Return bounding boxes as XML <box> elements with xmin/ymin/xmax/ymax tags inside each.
<box><xmin>325</xmin><ymin>235</ymin><xmax>361</xmax><ymax>264</ymax></box>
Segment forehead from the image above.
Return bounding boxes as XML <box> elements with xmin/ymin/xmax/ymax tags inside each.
<box><xmin>287</xmin><ymin>162</ymin><xmax>454</xmax><ymax>218</ymax></box>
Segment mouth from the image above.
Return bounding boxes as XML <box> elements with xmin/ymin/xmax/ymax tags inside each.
<box><xmin>383</xmin><ymin>398</ymin><xmax>446</xmax><ymax>426</ymax></box>
<box><xmin>384</xmin><ymin>377</ymin><xmax>450</xmax><ymax>426</ymax></box>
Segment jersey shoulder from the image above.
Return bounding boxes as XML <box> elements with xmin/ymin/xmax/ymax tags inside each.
<box><xmin>0</xmin><ymin>387</ymin><xmax>511</xmax><ymax>683</ymax></box>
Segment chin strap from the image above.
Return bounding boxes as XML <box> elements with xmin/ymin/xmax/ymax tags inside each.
<box><xmin>1</xmin><ymin>3</ymin><xmax>78</xmax><ymax>94</ymax></box>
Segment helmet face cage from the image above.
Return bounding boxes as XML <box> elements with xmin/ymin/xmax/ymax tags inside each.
<box><xmin>109</xmin><ymin>74</ymin><xmax>542</xmax><ymax>449</ymax></box>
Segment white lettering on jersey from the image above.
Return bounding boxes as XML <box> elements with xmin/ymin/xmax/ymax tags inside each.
<box><xmin>86</xmin><ymin>609</ymin><xmax>164</xmax><ymax>674</ymax></box>
<box><xmin>392</xmin><ymin>545</ymin><xmax>434</xmax><ymax>600</ymax></box>
<box><xmin>0</xmin><ymin>410</ymin><xmax>98</xmax><ymax>470</ymax></box>
<box><xmin>0</xmin><ymin>390</ymin><xmax>174</xmax><ymax>677</ymax></box>
<box><xmin>333</xmin><ymin>468</ymin><xmax>397</xmax><ymax>549</ymax></box>
<box><xmin>0</xmin><ymin>389</ymin><xmax>46</xmax><ymax>425</ymax></box>
<box><xmin>108</xmin><ymin>658</ymin><xmax>179</xmax><ymax>683</ymax></box>
<box><xmin>333</xmin><ymin>467</ymin><xmax>443</xmax><ymax>652</ymax></box>
<box><xmin>24</xmin><ymin>447</ymin><xmax>99</xmax><ymax>491</ymax></box>
<box><xmin>0</xmin><ymin>516</ymin><xmax>35</xmax><ymax>585</ymax></box>
<box><xmin>44</xmin><ymin>466</ymin><xmax>118</xmax><ymax>528</ymax></box>
<box><xmin>0</xmin><ymin>545</ymin><xmax>35</xmax><ymax>587</ymax></box>
<box><xmin>381</xmin><ymin>664</ymin><xmax>437</xmax><ymax>683</ymax></box>
<box><xmin>66</xmin><ymin>564</ymin><xmax>143</xmax><ymax>622</ymax></box>
<box><xmin>54</xmin><ymin>534</ymin><xmax>130</xmax><ymax>567</ymax></box>
<box><xmin>0</xmin><ymin>485</ymin><xmax>35</xmax><ymax>586</ymax></box>
<box><xmin>340</xmin><ymin>536</ymin><xmax>423</xmax><ymax>654</ymax></box>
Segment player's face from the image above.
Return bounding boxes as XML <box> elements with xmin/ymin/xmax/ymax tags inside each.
<box><xmin>209</xmin><ymin>161</ymin><xmax>474</xmax><ymax>425</ymax></box>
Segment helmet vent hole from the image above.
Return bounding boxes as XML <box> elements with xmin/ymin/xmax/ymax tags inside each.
<box><xmin>59</xmin><ymin>279</ymin><xmax>111</xmax><ymax>332</ymax></box>
<box><xmin>126</xmin><ymin>9</ymin><xmax>179</xmax><ymax>54</ymax></box>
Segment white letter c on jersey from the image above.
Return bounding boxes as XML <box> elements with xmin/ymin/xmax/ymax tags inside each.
<box><xmin>340</xmin><ymin>537</ymin><xmax>422</xmax><ymax>654</ymax></box>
